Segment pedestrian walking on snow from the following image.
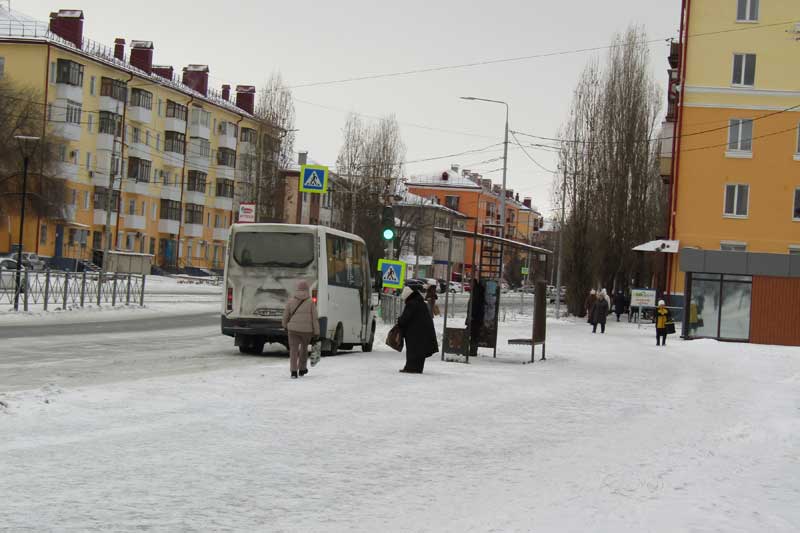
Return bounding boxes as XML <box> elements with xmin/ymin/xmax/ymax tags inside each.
<box><xmin>282</xmin><ymin>280</ymin><xmax>319</xmax><ymax>379</ymax></box>
<box><xmin>425</xmin><ymin>283</ymin><xmax>439</xmax><ymax>317</ymax></box>
<box><xmin>655</xmin><ymin>300</ymin><xmax>671</xmax><ymax>346</ymax></box>
<box><xmin>397</xmin><ymin>286</ymin><xmax>439</xmax><ymax>373</ymax></box>
<box><xmin>613</xmin><ymin>290</ymin><xmax>626</xmax><ymax>322</ymax></box>
<box><xmin>585</xmin><ymin>289</ymin><xmax>597</xmax><ymax>324</ymax></box>
<box><xmin>592</xmin><ymin>295</ymin><xmax>609</xmax><ymax>334</ymax></box>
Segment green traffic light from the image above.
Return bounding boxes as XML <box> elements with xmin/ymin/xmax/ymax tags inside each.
<box><xmin>382</xmin><ymin>228</ymin><xmax>395</xmax><ymax>240</ymax></box>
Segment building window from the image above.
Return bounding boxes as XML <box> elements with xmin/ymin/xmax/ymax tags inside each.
<box><xmin>720</xmin><ymin>242</ymin><xmax>747</xmax><ymax>252</ymax></box>
<box><xmin>214</xmin><ymin>214</ymin><xmax>220</xmax><ymax>227</ymax></box>
<box><xmin>217</xmin><ymin>148</ymin><xmax>236</xmax><ymax>168</ymax></box>
<box><xmin>241</xmin><ymin>127</ymin><xmax>256</xmax><ymax>143</ymax></box>
<box><xmin>126</xmin><ymin>234</ymin><xmax>134</xmax><ymax>251</ymax></box>
<box><xmin>152</xmin><ymin>203</ymin><xmax>157</xmax><ymax>221</ymax></box>
<box><xmin>185</xmin><ymin>203</ymin><xmax>204</xmax><ymax>224</ymax></box>
<box><xmin>56</xmin><ymin>59</ymin><xmax>84</xmax><ymax>86</ymax></box>
<box><xmin>132</xmin><ymin>127</ymin><xmax>141</xmax><ymax>144</ymax></box>
<box><xmin>49</xmin><ymin>61</ymin><xmax>56</xmax><ymax>84</ymax></box>
<box><xmin>187</xmin><ymin>171</ymin><xmax>207</xmax><ymax>193</ymax></box>
<box><xmin>89</xmin><ymin>75</ymin><xmax>96</xmax><ymax>95</ymax></box>
<box><xmin>100</xmin><ymin>77</ymin><xmax>127</xmax><ymax>102</ymax></box>
<box><xmin>145</xmin><ymin>131</ymin><xmax>150</xmax><ymax>146</ymax></box>
<box><xmin>40</xmin><ymin>224</ymin><xmax>48</xmax><ymax>245</ymax></box>
<box><xmin>794</xmin><ymin>188</ymin><xmax>800</xmax><ymax>220</ymax></box>
<box><xmin>190</xmin><ymin>107</ymin><xmax>211</xmax><ymax>127</ymax></box>
<box><xmin>731</xmin><ymin>54</ymin><xmax>756</xmax><ymax>86</ymax></box>
<box><xmin>444</xmin><ymin>195</ymin><xmax>460</xmax><ymax>211</ymax></box>
<box><xmin>83</xmin><ymin>190</ymin><xmax>90</xmax><ymax>209</ymax></box>
<box><xmin>130</xmin><ymin>88</ymin><xmax>153</xmax><ymax>110</ymax></box>
<box><xmin>190</xmin><ymin>138</ymin><xmax>211</xmax><ymax>158</ymax></box>
<box><xmin>166</xmin><ymin>100</ymin><xmax>187</xmax><ymax>121</ymax></box>
<box><xmin>158</xmin><ymin>99</ymin><xmax>163</xmax><ymax>116</ymax></box>
<box><xmin>164</xmin><ymin>131</ymin><xmax>186</xmax><ymax>154</ymax></box>
<box><xmin>141</xmin><ymin>201</ymin><xmax>147</xmax><ymax>217</ymax></box>
<box><xmin>94</xmin><ymin>187</ymin><xmax>120</xmax><ymax>212</ymax></box>
<box><xmin>160</xmin><ymin>199</ymin><xmax>181</xmax><ymax>221</ymax></box>
<box><xmin>65</xmin><ymin>100</ymin><xmax>82</xmax><ymax>124</ymax></box>
<box><xmin>98</xmin><ymin>111</ymin><xmax>122</xmax><ymax>137</ymax></box>
<box><xmin>156</xmin><ymin>133</ymin><xmax>161</xmax><ymax>150</ymax></box>
<box><xmin>87</xmin><ymin>113</ymin><xmax>93</xmax><ymax>133</ymax></box>
<box><xmin>724</xmin><ymin>184</ymin><xmax>749</xmax><ymax>217</ymax></box>
<box><xmin>128</xmin><ymin>199</ymin><xmax>136</xmax><ymax>215</ymax></box>
<box><xmin>727</xmin><ymin>119</ymin><xmax>753</xmax><ymax>153</ymax></box>
<box><xmin>215</xmin><ymin>179</ymin><xmax>234</xmax><ymax>198</ymax></box>
<box><xmin>737</xmin><ymin>0</ymin><xmax>758</xmax><ymax>21</ymax></box>
<box><xmin>85</xmin><ymin>152</ymin><xmax>91</xmax><ymax>170</ymax></box>
<box><xmin>127</xmin><ymin>157</ymin><xmax>152</xmax><ymax>182</ymax></box>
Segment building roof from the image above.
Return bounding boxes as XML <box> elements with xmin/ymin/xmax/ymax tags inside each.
<box><xmin>406</xmin><ymin>168</ymin><xmax>482</xmax><ymax>189</ymax></box>
<box><xmin>395</xmin><ymin>188</ymin><xmax>468</xmax><ymax>218</ymax></box>
<box><xmin>0</xmin><ymin>6</ymin><xmax>253</xmax><ymax>118</ymax></box>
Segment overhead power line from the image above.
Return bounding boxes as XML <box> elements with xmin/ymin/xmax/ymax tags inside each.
<box><xmin>511</xmin><ymin>132</ymin><xmax>557</xmax><ymax>174</ymax></box>
<box><xmin>288</xmin><ymin>19</ymin><xmax>800</xmax><ymax>89</ymax></box>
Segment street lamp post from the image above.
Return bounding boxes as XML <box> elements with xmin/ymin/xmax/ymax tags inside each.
<box><xmin>13</xmin><ymin>135</ymin><xmax>41</xmax><ymax>311</ymax></box>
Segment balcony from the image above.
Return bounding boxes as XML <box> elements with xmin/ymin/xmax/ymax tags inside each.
<box><xmin>218</xmin><ymin>131</ymin><xmax>237</xmax><ymax>150</ymax></box>
<box><xmin>162</xmin><ymin>150</ymin><xmax>185</xmax><ymax>169</ymax></box>
<box><xmin>669</xmin><ymin>41</ymin><xmax>681</xmax><ymax>69</ymax></box>
<box><xmin>51</xmin><ymin>122</ymin><xmax>82</xmax><ymax>142</ymax></box>
<box><xmin>160</xmin><ymin>185</ymin><xmax>181</xmax><ymax>202</ymax></box>
<box><xmin>183</xmin><ymin>223</ymin><xmax>203</xmax><ymax>238</ymax></box>
<box><xmin>213</xmin><ymin>227</ymin><xmax>229</xmax><ymax>241</ymax></box>
<box><xmin>124</xmin><ymin>178</ymin><xmax>150</xmax><ymax>195</ymax></box>
<box><xmin>122</xmin><ymin>214</ymin><xmax>147</xmax><ymax>231</ymax></box>
<box><xmin>189</xmin><ymin>122</ymin><xmax>210</xmax><ymax>140</ymax></box>
<box><xmin>165</xmin><ymin>117</ymin><xmax>186</xmax><ymax>133</ymax></box>
<box><xmin>184</xmin><ymin>190</ymin><xmax>206</xmax><ymax>205</ymax></box>
<box><xmin>96</xmin><ymin>132</ymin><xmax>116</xmax><ymax>152</ymax></box>
<box><xmin>127</xmin><ymin>141</ymin><xmax>151</xmax><ymax>160</ymax></box>
<box><xmin>55</xmin><ymin>83</ymin><xmax>83</xmax><ymax>102</ymax></box>
<box><xmin>99</xmin><ymin>96</ymin><xmax>123</xmax><ymax>113</ymax></box>
<box><xmin>216</xmin><ymin>166</ymin><xmax>234</xmax><ymax>181</ymax></box>
<box><xmin>62</xmin><ymin>204</ymin><xmax>77</xmax><ymax>222</ymax></box>
<box><xmin>128</xmin><ymin>105</ymin><xmax>152</xmax><ymax>124</ymax></box>
<box><xmin>57</xmin><ymin>162</ymin><xmax>79</xmax><ymax>182</ymax></box>
<box><xmin>214</xmin><ymin>197</ymin><xmax>233</xmax><ymax>211</ymax></box>
<box><xmin>158</xmin><ymin>219</ymin><xmax>180</xmax><ymax>234</ymax></box>
<box><xmin>94</xmin><ymin>209</ymin><xmax>118</xmax><ymax>226</ymax></box>
<box><xmin>91</xmin><ymin>169</ymin><xmax>111</xmax><ymax>188</ymax></box>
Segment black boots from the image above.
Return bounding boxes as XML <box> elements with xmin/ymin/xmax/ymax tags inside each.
<box><xmin>291</xmin><ymin>371</ymin><xmax>298</xmax><ymax>379</ymax></box>
<box><xmin>299</xmin><ymin>369</ymin><xmax>308</xmax><ymax>377</ymax></box>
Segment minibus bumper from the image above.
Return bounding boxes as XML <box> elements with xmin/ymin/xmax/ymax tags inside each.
<box><xmin>220</xmin><ymin>315</ymin><xmax>286</xmax><ymax>339</ymax></box>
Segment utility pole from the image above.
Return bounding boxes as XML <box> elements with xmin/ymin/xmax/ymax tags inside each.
<box><xmin>555</xmin><ymin>167</ymin><xmax>567</xmax><ymax>319</ymax></box>
<box><xmin>12</xmin><ymin>135</ymin><xmax>40</xmax><ymax>311</ymax></box>
<box><xmin>102</xmin><ymin>113</ymin><xmax>120</xmax><ymax>275</ymax></box>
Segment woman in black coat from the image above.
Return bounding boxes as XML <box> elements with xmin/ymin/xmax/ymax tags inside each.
<box><xmin>613</xmin><ymin>290</ymin><xmax>626</xmax><ymax>322</ymax></box>
<box><xmin>397</xmin><ymin>286</ymin><xmax>439</xmax><ymax>373</ymax></box>
<box><xmin>592</xmin><ymin>297</ymin><xmax>609</xmax><ymax>334</ymax></box>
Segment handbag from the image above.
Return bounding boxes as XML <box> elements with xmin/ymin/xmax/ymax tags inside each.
<box><xmin>385</xmin><ymin>325</ymin><xmax>404</xmax><ymax>352</ymax></box>
<box><xmin>666</xmin><ymin>321</ymin><xmax>676</xmax><ymax>335</ymax></box>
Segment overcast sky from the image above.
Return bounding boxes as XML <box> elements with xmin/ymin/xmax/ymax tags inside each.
<box><xmin>23</xmin><ymin>0</ymin><xmax>679</xmax><ymax>217</ymax></box>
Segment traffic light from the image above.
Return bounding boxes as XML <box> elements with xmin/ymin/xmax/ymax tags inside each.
<box><xmin>381</xmin><ymin>206</ymin><xmax>395</xmax><ymax>241</ymax></box>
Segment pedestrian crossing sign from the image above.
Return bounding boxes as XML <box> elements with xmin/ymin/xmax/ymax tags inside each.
<box><xmin>299</xmin><ymin>164</ymin><xmax>329</xmax><ymax>194</ymax></box>
<box><xmin>378</xmin><ymin>259</ymin><xmax>406</xmax><ymax>290</ymax></box>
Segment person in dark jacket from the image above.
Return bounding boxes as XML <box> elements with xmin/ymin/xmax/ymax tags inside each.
<box><xmin>397</xmin><ymin>286</ymin><xmax>439</xmax><ymax>373</ymax></box>
<box><xmin>425</xmin><ymin>283</ymin><xmax>439</xmax><ymax>317</ymax></box>
<box><xmin>466</xmin><ymin>279</ymin><xmax>485</xmax><ymax>357</ymax></box>
<box><xmin>585</xmin><ymin>289</ymin><xmax>597</xmax><ymax>324</ymax></box>
<box><xmin>592</xmin><ymin>296</ymin><xmax>609</xmax><ymax>334</ymax></box>
<box><xmin>613</xmin><ymin>290</ymin><xmax>626</xmax><ymax>322</ymax></box>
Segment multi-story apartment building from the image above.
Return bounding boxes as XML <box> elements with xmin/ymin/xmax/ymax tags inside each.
<box><xmin>665</xmin><ymin>0</ymin><xmax>800</xmax><ymax>345</ymax></box>
<box><xmin>406</xmin><ymin>166</ymin><xmax>541</xmax><ymax>280</ymax></box>
<box><xmin>0</xmin><ymin>8</ymin><xmax>272</xmax><ymax>271</ymax></box>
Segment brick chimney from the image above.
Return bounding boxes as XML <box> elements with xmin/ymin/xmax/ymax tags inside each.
<box><xmin>129</xmin><ymin>41</ymin><xmax>154</xmax><ymax>74</ymax></box>
<box><xmin>49</xmin><ymin>10</ymin><xmax>84</xmax><ymax>49</ymax></box>
<box><xmin>182</xmin><ymin>65</ymin><xmax>209</xmax><ymax>96</ymax></box>
<box><xmin>441</xmin><ymin>171</ymin><xmax>449</xmax><ymax>181</ymax></box>
<box><xmin>221</xmin><ymin>84</ymin><xmax>231</xmax><ymax>101</ymax></box>
<box><xmin>152</xmin><ymin>65</ymin><xmax>174</xmax><ymax>80</ymax></box>
<box><xmin>235</xmin><ymin>85</ymin><xmax>256</xmax><ymax>114</ymax></box>
<box><xmin>523</xmin><ymin>197</ymin><xmax>532</xmax><ymax>208</ymax></box>
<box><xmin>515</xmin><ymin>193</ymin><xmax>520</xmax><ymax>202</ymax></box>
<box><xmin>114</xmin><ymin>38</ymin><xmax>125</xmax><ymax>61</ymax></box>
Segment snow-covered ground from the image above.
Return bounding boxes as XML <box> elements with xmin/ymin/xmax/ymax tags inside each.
<box><xmin>1</xmin><ymin>313</ymin><xmax>799</xmax><ymax>531</ymax></box>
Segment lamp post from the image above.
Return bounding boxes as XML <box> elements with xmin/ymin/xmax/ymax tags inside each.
<box><xmin>13</xmin><ymin>135</ymin><xmax>41</xmax><ymax>311</ymax></box>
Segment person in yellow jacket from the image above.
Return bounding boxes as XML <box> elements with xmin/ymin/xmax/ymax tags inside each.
<box><xmin>655</xmin><ymin>300</ymin><xmax>671</xmax><ymax>346</ymax></box>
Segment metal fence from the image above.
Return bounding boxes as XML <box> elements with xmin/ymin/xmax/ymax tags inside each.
<box><xmin>0</xmin><ymin>270</ymin><xmax>146</xmax><ymax>312</ymax></box>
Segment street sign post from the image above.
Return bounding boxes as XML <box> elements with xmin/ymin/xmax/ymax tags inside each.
<box><xmin>630</xmin><ymin>288</ymin><xmax>657</xmax><ymax>308</ymax></box>
<box><xmin>238</xmin><ymin>202</ymin><xmax>255</xmax><ymax>223</ymax></box>
<box><xmin>298</xmin><ymin>164</ymin><xmax>329</xmax><ymax>194</ymax></box>
<box><xmin>378</xmin><ymin>259</ymin><xmax>406</xmax><ymax>290</ymax></box>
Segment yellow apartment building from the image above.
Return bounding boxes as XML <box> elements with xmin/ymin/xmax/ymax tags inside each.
<box><xmin>0</xmin><ymin>8</ymin><xmax>266</xmax><ymax>271</ymax></box>
<box><xmin>667</xmin><ymin>0</ymin><xmax>800</xmax><ymax>296</ymax></box>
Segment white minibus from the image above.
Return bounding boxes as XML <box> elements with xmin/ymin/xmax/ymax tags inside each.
<box><xmin>221</xmin><ymin>224</ymin><xmax>376</xmax><ymax>355</ymax></box>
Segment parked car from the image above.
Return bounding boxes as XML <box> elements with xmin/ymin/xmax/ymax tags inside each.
<box><xmin>21</xmin><ymin>252</ymin><xmax>46</xmax><ymax>271</ymax></box>
<box><xmin>463</xmin><ymin>282</ymin><xmax>471</xmax><ymax>293</ymax></box>
<box><xmin>448</xmin><ymin>281</ymin><xmax>463</xmax><ymax>293</ymax></box>
<box><xmin>0</xmin><ymin>258</ymin><xmax>24</xmax><ymax>286</ymax></box>
<box><xmin>405</xmin><ymin>278</ymin><xmax>426</xmax><ymax>292</ymax></box>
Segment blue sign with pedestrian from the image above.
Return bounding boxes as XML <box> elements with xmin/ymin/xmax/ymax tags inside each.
<box><xmin>377</xmin><ymin>259</ymin><xmax>406</xmax><ymax>290</ymax></box>
<box><xmin>299</xmin><ymin>164</ymin><xmax>329</xmax><ymax>194</ymax></box>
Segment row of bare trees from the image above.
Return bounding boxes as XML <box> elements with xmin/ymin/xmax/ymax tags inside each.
<box><xmin>336</xmin><ymin>113</ymin><xmax>406</xmax><ymax>266</ymax></box>
<box><xmin>554</xmin><ymin>26</ymin><xmax>667</xmax><ymax>316</ymax></box>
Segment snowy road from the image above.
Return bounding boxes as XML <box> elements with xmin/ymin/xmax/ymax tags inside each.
<box><xmin>1</xmin><ymin>314</ymin><xmax>799</xmax><ymax>532</ymax></box>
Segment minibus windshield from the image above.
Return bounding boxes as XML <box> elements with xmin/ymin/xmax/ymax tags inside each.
<box><xmin>233</xmin><ymin>232</ymin><xmax>315</xmax><ymax>268</ymax></box>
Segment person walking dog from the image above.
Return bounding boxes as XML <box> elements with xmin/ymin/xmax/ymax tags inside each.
<box><xmin>397</xmin><ymin>286</ymin><xmax>438</xmax><ymax>374</ymax></box>
<box><xmin>282</xmin><ymin>280</ymin><xmax>319</xmax><ymax>378</ymax></box>
<box><xmin>655</xmin><ymin>299</ymin><xmax>671</xmax><ymax>346</ymax></box>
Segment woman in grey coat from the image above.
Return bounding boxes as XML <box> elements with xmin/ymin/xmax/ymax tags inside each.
<box><xmin>282</xmin><ymin>280</ymin><xmax>320</xmax><ymax>379</ymax></box>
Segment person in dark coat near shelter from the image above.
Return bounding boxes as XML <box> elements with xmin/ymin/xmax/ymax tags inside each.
<box><xmin>585</xmin><ymin>289</ymin><xmax>597</xmax><ymax>324</ymax></box>
<box><xmin>613</xmin><ymin>290</ymin><xmax>626</xmax><ymax>322</ymax></box>
<box><xmin>466</xmin><ymin>279</ymin><xmax>485</xmax><ymax>357</ymax></box>
<box><xmin>397</xmin><ymin>286</ymin><xmax>439</xmax><ymax>373</ymax></box>
<box><xmin>592</xmin><ymin>295</ymin><xmax>609</xmax><ymax>334</ymax></box>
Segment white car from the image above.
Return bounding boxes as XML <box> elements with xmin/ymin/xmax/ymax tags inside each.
<box><xmin>448</xmin><ymin>281</ymin><xmax>463</xmax><ymax>293</ymax></box>
<box><xmin>0</xmin><ymin>258</ymin><xmax>23</xmax><ymax>286</ymax></box>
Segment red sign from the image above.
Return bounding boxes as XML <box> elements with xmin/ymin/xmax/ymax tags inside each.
<box><xmin>238</xmin><ymin>202</ymin><xmax>256</xmax><ymax>223</ymax></box>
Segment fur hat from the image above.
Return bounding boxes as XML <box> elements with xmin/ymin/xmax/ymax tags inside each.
<box><xmin>658</xmin><ymin>299</ymin><xmax>666</xmax><ymax>306</ymax></box>
<box><xmin>590</xmin><ymin>289</ymin><xmax>596</xmax><ymax>295</ymax></box>
<box><xmin>401</xmin><ymin>286</ymin><xmax>414</xmax><ymax>300</ymax></box>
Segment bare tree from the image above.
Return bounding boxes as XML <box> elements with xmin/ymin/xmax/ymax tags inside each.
<box><xmin>0</xmin><ymin>79</ymin><xmax>65</xmax><ymax>219</ymax></box>
<box><xmin>554</xmin><ymin>26</ymin><xmax>666</xmax><ymax>315</ymax></box>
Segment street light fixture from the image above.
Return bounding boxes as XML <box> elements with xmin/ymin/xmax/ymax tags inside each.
<box><xmin>459</xmin><ymin>95</ymin><xmax>510</xmax><ymax>276</ymax></box>
<box><xmin>12</xmin><ymin>134</ymin><xmax>41</xmax><ymax>311</ymax></box>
